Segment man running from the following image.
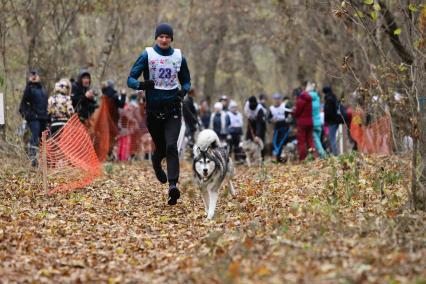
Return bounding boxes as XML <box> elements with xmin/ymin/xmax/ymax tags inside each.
<box><xmin>127</xmin><ymin>23</ymin><xmax>191</xmax><ymax>205</ymax></box>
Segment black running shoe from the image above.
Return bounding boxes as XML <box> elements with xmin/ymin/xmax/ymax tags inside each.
<box><xmin>168</xmin><ymin>185</ymin><xmax>180</xmax><ymax>205</ymax></box>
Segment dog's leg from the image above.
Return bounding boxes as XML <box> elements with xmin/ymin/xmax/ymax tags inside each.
<box><xmin>207</xmin><ymin>189</ymin><xmax>218</xmax><ymax>220</ymax></box>
<box><xmin>201</xmin><ymin>187</ymin><xmax>210</xmax><ymax>215</ymax></box>
<box><xmin>228</xmin><ymin>180</ymin><xmax>236</xmax><ymax>196</ymax></box>
<box><xmin>246</xmin><ymin>156</ymin><xmax>251</xmax><ymax>167</ymax></box>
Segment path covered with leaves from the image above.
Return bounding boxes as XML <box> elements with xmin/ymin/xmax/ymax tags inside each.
<box><xmin>1</xmin><ymin>154</ymin><xmax>425</xmax><ymax>283</ymax></box>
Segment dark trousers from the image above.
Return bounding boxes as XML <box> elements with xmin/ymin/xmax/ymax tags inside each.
<box><xmin>229</xmin><ymin>133</ymin><xmax>243</xmax><ymax>161</ymax></box>
<box><xmin>147</xmin><ymin>114</ymin><xmax>182</xmax><ymax>184</ymax></box>
<box><xmin>28</xmin><ymin>120</ymin><xmax>47</xmax><ymax>159</ymax></box>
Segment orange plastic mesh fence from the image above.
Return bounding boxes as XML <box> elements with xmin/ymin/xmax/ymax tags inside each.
<box><xmin>88</xmin><ymin>96</ymin><xmax>119</xmax><ymax>162</ymax></box>
<box><xmin>39</xmin><ymin>114</ymin><xmax>102</xmax><ymax>195</ymax></box>
<box><xmin>350</xmin><ymin>111</ymin><xmax>392</xmax><ymax>155</ymax></box>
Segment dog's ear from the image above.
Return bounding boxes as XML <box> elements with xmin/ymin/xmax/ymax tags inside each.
<box><xmin>193</xmin><ymin>145</ymin><xmax>201</xmax><ymax>156</ymax></box>
<box><xmin>211</xmin><ymin>141</ymin><xmax>217</xmax><ymax>149</ymax></box>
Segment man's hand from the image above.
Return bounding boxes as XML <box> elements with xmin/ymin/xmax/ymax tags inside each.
<box><xmin>177</xmin><ymin>89</ymin><xmax>185</xmax><ymax>101</ymax></box>
<box><xmin>85</xmin><ymin>90</ymin><xmax>95</xmax><ymax>100</ymax></box>
<box><xmin>138</xmin><ymin>80</ymin><xmax>155</xmax><ymax>91</ymax></box>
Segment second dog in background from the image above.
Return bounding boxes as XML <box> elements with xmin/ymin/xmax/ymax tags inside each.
<box><xmin>193</xmin><ymin>129</ymin><xmax>236</xmax><ymax>219</ymax></box>
<box><xmin>240</xmin><ymin>137</ymin><xmax>264</xmax><ymax>167</ymax></box>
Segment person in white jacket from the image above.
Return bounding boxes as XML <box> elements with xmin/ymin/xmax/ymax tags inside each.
<box><xmin>227</xmin><ymin>100</ymin><xmax>244</xmax><ymax>162</ymax></box>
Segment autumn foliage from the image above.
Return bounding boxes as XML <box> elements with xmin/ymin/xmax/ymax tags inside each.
<box><xmin>1</xmin><ymin>154</ymin><xmax>425</xmax><ymax>282</ymax></box>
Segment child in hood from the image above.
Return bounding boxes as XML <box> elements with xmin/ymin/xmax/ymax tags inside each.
<box><xmin>48</xmin><ymin>79</ymin><xmax>74</xmax><ymax>135</ymax></box>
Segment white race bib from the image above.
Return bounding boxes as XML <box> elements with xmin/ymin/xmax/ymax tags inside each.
<box><xmin>146</xmin><ymin>47</ymin><xmax>182</xmax><ymax>90</ymax></box>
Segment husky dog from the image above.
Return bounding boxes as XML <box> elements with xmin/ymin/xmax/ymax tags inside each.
<box><xmin>240</xmin><ymin>137</ymin><xmax>264</xmax><ymax>167</ymax></box>
<box><xmin>281</xmin><ymin>139</ymin><xmax>298</xmax><ymax>163</ymax></box>
<box><xmin>193</xmin><ymin>129</ymin><xmax>236</xmax><ymax>219</ymax></box>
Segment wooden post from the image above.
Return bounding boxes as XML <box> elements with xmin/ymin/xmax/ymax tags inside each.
<box><xmin>0</xmin><ymin>92</ymin><xmax>5</xmax><ymax>140</ymax></box>
<box><xmin>41</xmin><ymin>131</ymin><xmax>48</xmax><ymax>194</ymax></box>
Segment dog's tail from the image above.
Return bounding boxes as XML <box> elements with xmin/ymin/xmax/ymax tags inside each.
<box><xmin>254</xmin><ymin>137</ymin><xmax>264</xmax><ymax>150</ymax></box>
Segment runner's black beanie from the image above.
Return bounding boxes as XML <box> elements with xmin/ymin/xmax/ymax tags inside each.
<box><xmin>155</xmin><ymin>23</ymin><xmax>174</xmax><ymax>41</ymax></box>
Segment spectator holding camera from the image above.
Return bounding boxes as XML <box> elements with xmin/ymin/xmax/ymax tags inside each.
<box><xmin>71</xmin><ymin>69</ymin><xmax>97</xmax><ymax>123</ymax></box>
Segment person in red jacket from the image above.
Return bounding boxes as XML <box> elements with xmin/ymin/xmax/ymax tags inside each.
<box><xmin>293</xmin><ymin>88</ymin><xmax>315</xmax><ymax>160</ymax></box>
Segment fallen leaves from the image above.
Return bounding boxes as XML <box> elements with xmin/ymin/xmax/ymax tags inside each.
<box><xmin>0</xmin><ymin>155</ymin><xmax>425</xmax><ymax>283</ymax></box>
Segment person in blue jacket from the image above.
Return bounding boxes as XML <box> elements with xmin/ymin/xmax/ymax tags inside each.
<box><xmin>127</xmin><ymin>23</ymin><xmax>191</xmax><ymax>206</ymax></box>
<box><xmin>306</xmin><ymin>82</ymin><xmax>326</xmax><ymax>158</ymax></box>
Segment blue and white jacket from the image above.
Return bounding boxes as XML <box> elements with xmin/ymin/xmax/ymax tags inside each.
<box><xmin>127</xmin><ymin>44</ymin><xmax>191</xmax><ymax>109</ymax></box>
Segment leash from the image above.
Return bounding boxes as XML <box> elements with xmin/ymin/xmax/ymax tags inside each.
<box><xmin>181</xmin><ymin>98</ymin><xmax>202</xmax><ymax>129</ymax></box>
<box><xmin>272</xmin><ymin>127</ymin><xmax>290</xmax><ymax>156</ymax></box>
<box><xmin>247</xmin><ymin>121</ymin><xmax>256</xmax><ymax>140</ymax></box>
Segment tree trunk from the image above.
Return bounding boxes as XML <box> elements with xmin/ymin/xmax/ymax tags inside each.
<box><xmin>97</xmin><ymin>9</ymin><xmax>120</xmax><ymax>83</ymax></box>
<box><xmin>416</xmin><ymin>60</ymin><xmax>426</xmax><ymax>210</ymax></box>
<box><xmin>239</xmin><ymin>38</ymin><xmax>263</xmax><ymax>94</ymax></box>
<box><xmin>202</xmin><ymin>17</ymin><xmax>228</xmax><ymax>103</ymax></box>
<box><xmin>26</xmin><ymin>0</ymin><xmax>43</xmax><ymax>70</ymax></box>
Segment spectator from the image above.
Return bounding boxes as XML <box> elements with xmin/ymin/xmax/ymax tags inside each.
<box><xmin>244</xmin><ymin>96</ymin><xmax>267</xmax><ymax>156</ymax></box>
<box><xmin>259</xmin><ymin>93</ymin><xmax>269</xmax><ymax>119</ymax></box>
<box><xmin>209</xmin><ymin>102</ymin><xmax>230</xmax><ymax>143</ymax></box>
<box><xmin>199</xmin><ymin>99</ymin><xmax>211</xmax><ymax>130</ymax></box>
<box><xmin>19</xmin><ymin>69</ymin><xmax>48</xmax><ymax>166</ymax></box>
<box><xmin>183</xmin><ymin>88</ymin><xmax>198</xmax><ymax>144</ymax></box>
<box><xmin>219</xmin><ymin>95</ymin><xmax>229</xmax><ymax>111</ymax></box>
<box><xmin>293</xmin><ymin>87</ymin><xmax>314</xmax><ymax>161</ymax></box>
<box><xmin>323</xmin><ymin>86</ymin><xmax>340</xmax><ymax>156</ymax></box>
<box><xmin>259</xmin><ymin>93</ymin><xmax>268</xmax><ymax>108</ymax></box>
<box><xmin>269</xmin><ymin>92</ymin><xmax>292</xmax><ymax>163</ymax></box>
<box><xmin>48</xmin><ymin>79</ymin><xmax>74</xmax><ymax>135</ymax></box>
<box><xmin>227</xmin><ymin>100</ymin><xmax>244</xmax><ymax>162</ymax></box>
<box><xmin>101</xmin><ymin>79</ymin><xmax>126</xmax><ymax>125</ymax></box>
<box><xmin>307</xmin><ymin>82</ymin><xmax>326</xmax><ymax>158</ymax></box>
<box><xmin>71</xmin><ymin>69</ymin><xmax>97</xmax><ymax>123</ymax></box>
<box><xmin>117</xmin><ymin>93</ymin><xmax>144</xmax><ymax>161</ymax></box>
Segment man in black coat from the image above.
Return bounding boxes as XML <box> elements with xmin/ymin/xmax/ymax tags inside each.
<box><xmin>19</xmin><ymin>69</ymin><xmax>48</xmax><ymax>166</ymax></box>
<box><xmin>71</xmin><ymin>70</ymin><xmax>97</xmax><ymax>122</ymax></box>
<box><xmin>182</xmin><ymin>88</ymin><xmax>198</xmax><ymax>144</ymax></box>
<box><xmin>323</xmin><ymin>86</ymin><xmax>341</xmax><ymax>156</ymax></box>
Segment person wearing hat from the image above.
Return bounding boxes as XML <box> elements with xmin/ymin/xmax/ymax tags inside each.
<box><xmin>127</xmin><ymin>23</ymin><xmax>191</xmax><ymax>205</ymax></box>
<box><xmin>323</xmin><ymin>86</ymin><xmax>340</xmax><ymax>156</ymax></box>
<box><xmin>71</xmin><ymin>69</ymin><xmax>97</xmax><ymax>123</ymax></box>
<box><xmin>19</xmin><ymin>69</ymin><xmax>48</xmax><ymax>166</ymax></box>
<box><xmin>227</xmin><ymin>100</ymin><xmax>244</xmax><ymax>162</ymax></box>
<box><xmin>48</xmin><ymin>79</ymin><xmax>74</xmax><ymax>135</ymax></box>
<box><xmin>209</xmin><ymin>101</ymin><xmax>230</xmax><ymax>143</ymax></box>
<box><xmin>101</xmin><ymin>79</ymin><xmax>126</xmax><ymax>126</ymax></box>
<box><xmin>269</xmin><ymin>92</ymin><xmax>292</xmax><ymax>163</ymax></box>
<box><xmin>244</xmin><ymin>96</ymin><xmax>267</xmax><ymax>156</ymax></box>
<box><xmin>219</xmin><ymin>95</ymin><xmax>229</xmax><ymax>111</ymax></box>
